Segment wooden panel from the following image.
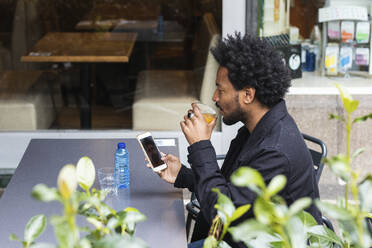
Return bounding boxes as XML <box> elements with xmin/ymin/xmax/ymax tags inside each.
<box><xmin>21</xmin><ymin>32</ymin><xmax>137</xmax><ymax>63</ymax></box>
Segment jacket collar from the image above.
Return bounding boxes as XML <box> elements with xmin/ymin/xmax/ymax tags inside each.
<box><xmin>250</xmin><ymin>99</ymin><xmax>287</xmax><ymax>138</ymax></box>
<box><xmin>240</xmin><ymin>99</ymin><xmax>288</xmax><ymax>149</ymax></box>
<box><xmin>222</xmin><ymin>100</ymin><xmax>288</xmax><ymax>174</ymax></box>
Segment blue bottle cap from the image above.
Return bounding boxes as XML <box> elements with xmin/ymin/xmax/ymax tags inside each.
<box><xmin>118</xmin><ymin>142</ymin><xmax>126</xmax><ymax>149</ymax></box>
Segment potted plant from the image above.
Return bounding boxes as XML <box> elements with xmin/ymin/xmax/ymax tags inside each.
<box><xmin>10</xmin><ymin>156</ymin><xmax>147</xmax><ymax>248</ymax></box>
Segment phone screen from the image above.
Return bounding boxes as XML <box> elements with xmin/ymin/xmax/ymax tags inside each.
<box><xmin>140</xmin><ymin>136</ymin><xmax>164</xmax><ymax>167</ymax></box>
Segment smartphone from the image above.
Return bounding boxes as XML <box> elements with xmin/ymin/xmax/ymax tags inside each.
<box><xmin>137</xmin><ymin>132</ymin><xmax>167</xmax><ymax>172</ymax></box>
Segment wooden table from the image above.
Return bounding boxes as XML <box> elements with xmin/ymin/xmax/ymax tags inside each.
<box><xmin>0</xmin><ymin>138</ymin><xmax>187</xmax><ymax>247</ymax></box>
<box><xmin>21</xmin><ymin>32</ymin><xmax>137</xmax><ymax>129</ymax></box>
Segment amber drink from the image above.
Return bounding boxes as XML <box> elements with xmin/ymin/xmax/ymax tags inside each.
<box><xmin>197</xmin><ymin>103</ymin><xmax>217</xmax><ymax>124</ymax></box>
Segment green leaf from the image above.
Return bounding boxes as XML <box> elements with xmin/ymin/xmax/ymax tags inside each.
<box><xmin>94</xmin><ymin>234</ymin><xmax>148</xmax><ymax>248</ymax></box>
<box><xmin>79</xmin><ymin>238</ymin><xmax>92</xmax><ymax>248</ymax></box>
<box><xmin>307</xmin><ymin>225</ymin><xmax>343</xmax><ymax>246</ymax></box>
<box><xmin>50</xmin><ymin>216</ymin><xmax>75</xmax><ymax>248</ymax></box>
<box><xmin>229</xmin><ymin>219</ymin><xmax>272</xmax><ymax>245</ymax></box>
<box><xmin>266</xmin><ymin>175</ymin><xmax>287</xmax><ymax>198</ymax></box>
<box><xmin>124</xmin><ymin>207</ymin><xmax>139</xmax><ymax>213</ymax></box>
<box><xmin>365</xmin><ymin>212</ymin><xmax>372</xmax><ymax>219</ymax></box>
<box><xmin>298</xmin><ymin>211</ymin><xmax>318</xmax><ymax>227</ymax></box>
<box><xmin>352</xmin><ymin>147</ymin><xmax>365</xmax><ymax>159</ymax></box>
<box><xmin>359</xmin><ymin>175</ymin><xmax>372</xmax><ymax>212</ymax></box>
<box><xmin>76</xmin><ymin>156</ymin><xmax>96</xmax><ymax>192</ymax></box>
<box><xmin>324</xmin><ymin>155</ymin><xmax>351</xmax><ymax>182</ymax></box>
<box><xmin>32</xmin><ymin>184</ymin><xmax>59</xmax><ymax>202</ymax></box>
<box><xmin>212</xmin><ymin>188</ymin><xmax>235</xmax><ymax>224</ymax></box>
<box><xmin>120</xmin><ymin>210</ymin><xmax>146</xmax><ymax>234</ymax></box>
<box><xmin>99</xmin><ymin>203</ymin><xmax>116</xmax><ymax>217</ymax></box>
<box><xmin>57</xmin><ymin>164</ymin><xmax>77</xmax><ymax>199</ymax></box>
<box><xmin>87</xmin><ymin>217</ymin><xmax>104</xmax><ymax>230</ymax></box>
<box><xmin>348</xmin><ymin>100</ymin><xmax>359</xmax><ymax>113</ymax></box>
<box><xmin>254</xmin><ymin>197</ymin><xmax>274</xmax><ymax>225</ymax></box>
<box><xmin>288</xmin><ymin>198</ymin><xmax>312</xmax><ymax>217</ymax></box>
<box><xmin>338</xmin><ymin>219</ymin><xmax>359</xmax><ymax>245</ymax></box>
<box><xmin>248</xmin><ymin>233</ymin><xmax>282</xmax><ymax>248</ymax></box>
<box><xmin>24</xmin><ymin>214</ymin><xmax>47</xmax><ymax>245</ymax></box>
<box><xmin>231</xmin><ymin>167</ymin><xmax>265</xmax><ymax>194</ymax></box>
<box><xmin>315</xmin><ymin>200</ymin><xmax>353</xmax><ymax>221</ymax></box>
<box><xmin>218</xmin><ymin>240</ymin><xmax>232</xmax><ymax>248</ymax></box>
<box><xmin>9</xmin><ymin>233</ymin><xmax>20</xmax><ymax>242</ymax></box>
<box><xmin>106</xmin><ymin>217</ymin><xmax>120</xmax><ymax>230</ymax></box>
<box><xmin>285</xmin><ymin>216</ymin><xmax>306</xmax><ymax>248</ymax></box>
<box><xmin>203</xmin><ymin>236</ymin><xmax>218</xmax><ymax>248</ymax></box>
<box><xmin>29</xmin><ymin>243</ymin><xmax>56</xmax><ymax>248</ymax></box>
<box><xmin>353</xmin><ymin>113</ymin><xmax>372</xmax><ymax>124</ymax></box>
<box><xmin>272</xmin><ymin>203</ymin><xmax>287</xmax><ymax>220</ymax></box>
<box><xmin>328</xmin><ymin>113</ymin><xmax>345</xmax><ymax>122</ymax></box>
<box><xmin>335</xmin><ymin>83</ymin><xmax>359</xmax><ymax>114</ymax></box>
<box><xmin>231</xmin><ymin>204</ymin><xmax>251</xmax><ymax>222</ymax></box>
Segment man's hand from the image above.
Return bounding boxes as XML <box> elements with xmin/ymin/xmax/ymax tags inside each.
<box><xmin>146</xmin><ymin>153</ymin><xmax>181</xmax><ymax>184</ymax></box>
<box><xmin>180</xmin><ymin>103</ymin><xmax>217</xmax><ymax>145</ymax></box>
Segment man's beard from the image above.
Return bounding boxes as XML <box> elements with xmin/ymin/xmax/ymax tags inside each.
<box><xmin>220</xmin><ymin>95</ymin><xmax>245</xmax><ymax>126</ymax></box>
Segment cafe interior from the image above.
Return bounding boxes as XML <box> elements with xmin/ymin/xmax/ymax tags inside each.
<box><xmin>0</xmin><ymin>0</ymin><xmax>223</xmax><ymax>131</ymax></box>
<box><xmin>1</xmin><ymin>0</ymin><xmax>372</xmax><ymax>246</ymax></box>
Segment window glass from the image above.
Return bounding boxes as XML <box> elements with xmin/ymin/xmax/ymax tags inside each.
<box><xmin>0</xmin><ymin>0</ymin><xmax>222</xmax><ymax>131</ymax></box>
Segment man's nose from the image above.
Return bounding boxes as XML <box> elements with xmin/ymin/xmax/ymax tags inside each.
<box><xmin>212</xmin><ymin>91</ymin><xmax>218</xmax><ymax>102</ymax></box>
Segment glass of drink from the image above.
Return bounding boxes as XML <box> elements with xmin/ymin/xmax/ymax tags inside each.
<box><xmin>193</xmin><ymin>103</ymin><xmax>217</xmax><ymax>124</ymax></box>
<box><xmin>97</xmin><ymin>167</ymin><xmax>118</xmax><ymax>196</ymax></box>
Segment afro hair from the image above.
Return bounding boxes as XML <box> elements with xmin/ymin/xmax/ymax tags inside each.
<box><xmin>211</xmin><ymin>33</ymin><xmax>291</xmax><ymax>108</ymax></box>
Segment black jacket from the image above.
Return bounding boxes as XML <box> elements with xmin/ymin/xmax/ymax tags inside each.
<box><xmin>174</xmin><ymin>100</ymin><xmax>322</xmax><ymax>246</ymax></box>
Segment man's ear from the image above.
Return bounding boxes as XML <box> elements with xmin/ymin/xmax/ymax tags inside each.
<box><xmin>241</xmin><ymin>87</ymin><xmax>255</xmax><ymax>104</ymax></box>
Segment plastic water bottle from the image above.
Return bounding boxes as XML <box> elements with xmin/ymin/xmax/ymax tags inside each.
<box><xmin>115</xmin><ymin>142</ymin><xmax>129</xmax><ymax>189</ymax></box>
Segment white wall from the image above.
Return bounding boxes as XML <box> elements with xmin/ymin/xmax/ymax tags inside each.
<box><xmin>222</xmin><ymin>0</ymin><xmax>246</xmax><ymax>38</ymax></box>
<box><xmin>221</xmin><ymin>0</ymin><xmax>247</xmax><ymax>154</ymax></box>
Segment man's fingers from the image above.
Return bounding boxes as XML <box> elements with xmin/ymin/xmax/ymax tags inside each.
<box><xmin>192</xmin><ymin>103</ymin><xmax>202</xmax><ymax>117</ymax></box>
<box><xmin>180</xmin><ymin>121</ymin><xmax>190</xmax><ymax>134</ymax></box>
<box><xmin>146</xmin><ymin>163</ymin><xmax>152</xmax><ymax>168</ymax></box>
<box><xmin>186</xmin><ymin>110</ymin><xmax>194</xmax><ymax>120</ymax></box>
<box><xmin>160</xmin><ymin>152</ymin><xmax>167</xmax><ymax>161</ymax></box>
<box><xmin>157</xmin><ymin>170</ymin><xmax>164</xmax><ymax>178</ymax></box>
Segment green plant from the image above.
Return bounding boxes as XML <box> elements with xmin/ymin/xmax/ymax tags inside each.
<box><xmin>10</xmin><ymin>156</ymin><xmax>147</xmax><ymax>248</ymax></box>
<box><xmin>203</xmin><ymin>166</ymin><xmax>334</xmax><ymax>248</ymax></box>
<box><xmin>315</xmin><ymin>83</ymin><xmax>372</xmax><ymax>248</ymax></box>
<box><xmin>203</xmin><ymin>83</ymin><xmax>372</xmax><ymax>248</ymax></box>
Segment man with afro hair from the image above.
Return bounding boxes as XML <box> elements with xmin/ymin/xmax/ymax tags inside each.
<box><xmin>149</xmin><ymin>33</ymin><xmax>322</xmax><ymax>248</ymax></box>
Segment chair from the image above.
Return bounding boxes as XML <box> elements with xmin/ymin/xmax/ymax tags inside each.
<box><xmin>185</xmin><ymin>133</ymin><xmax>332</xmax><ymax>240</ymax></box>
<box><xmin>132</xmin><ymin>13</ymin><xmax>220</xmax><ymax>131</ymax></box>
<box><xmin>0</xmin><ymin>70</ymin><xmax>58</xmax><ymax>130</ymax></box>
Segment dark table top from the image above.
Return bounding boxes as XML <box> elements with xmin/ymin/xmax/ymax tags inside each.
<box><xmin>0</xmin><ymin>138</ymin><xmax>187</xmax><ymax>248</ymax></box>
